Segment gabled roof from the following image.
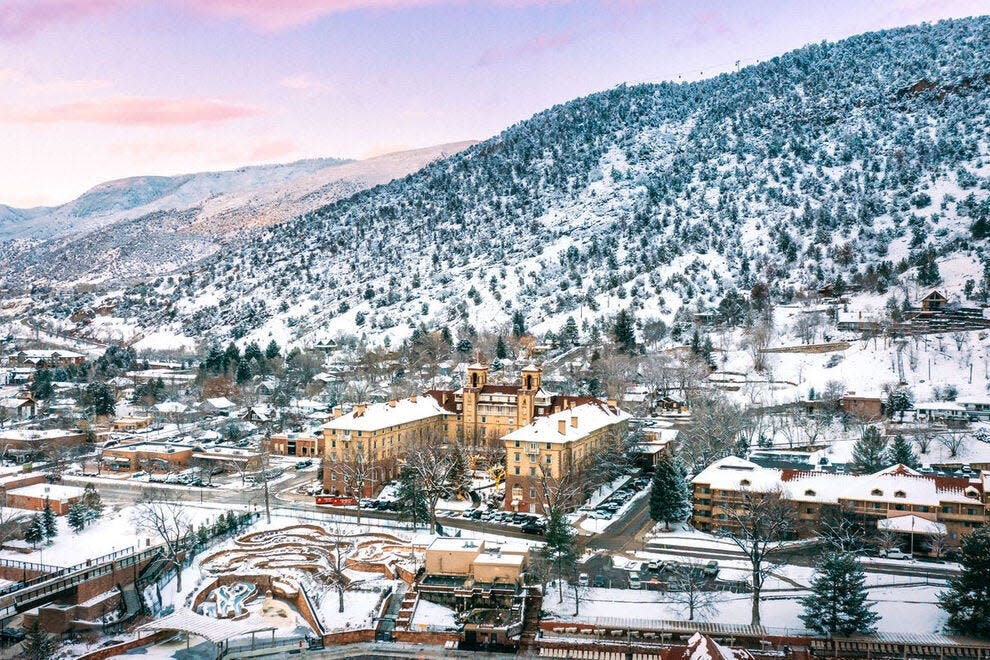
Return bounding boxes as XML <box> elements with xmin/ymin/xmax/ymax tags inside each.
<box><xmin>502</xmin><ymin>401</ymin><xmax>630</xmax><ymax>444</ymax></box>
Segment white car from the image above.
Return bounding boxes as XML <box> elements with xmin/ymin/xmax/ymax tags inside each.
<box><xmin>578</xmin><ymin>573</ymin><xmax>589</xmax><ymax>587</ymax></box>
<box><xmin>880</xmin><ymin>548</ymin><xmax>911</xmax><ymax>560</ymax></box>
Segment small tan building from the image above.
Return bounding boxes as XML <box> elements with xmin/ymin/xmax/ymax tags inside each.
<box><xmin>424</xmin><ymin>538</ymin><xmax>526</xmax><ymax>584</ymax></box>
<box><xmin>6</xmin><ymin>483</ymin><xmax>85</xmax><ymax>515</ymax></box>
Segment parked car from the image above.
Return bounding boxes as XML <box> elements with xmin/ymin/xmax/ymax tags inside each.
<box><xmin>704</xmin><ymin>560</ymin><xmax>719</xmax><ymax>577</ymax></box>
<box><xmin>578</xmin><ymin>573</ymin><xmax>589</xmax><ymax>587</ymax></box>
<box><xmin>0</xmin><ymin>628</ymin><xmax>25</xmax><ymax>642</ymax></box>
<box><xmin>880</xmin><ymin>548</ymin><xmax>912</xmax><ymax>560</ymax></box>
<box><xmin>646</xmin><ymin>561</ymin><xmax>660</xmax><ymax>571</ymax></box>
<box><xmin>521</xmin><ymin>522</ymin><xmax>544</xmax><ymax>535</ymax></box>
<box><xmin>628</xmin><ymin>572</ymin><xmax>642</xmax><ymax>589</ymax></box>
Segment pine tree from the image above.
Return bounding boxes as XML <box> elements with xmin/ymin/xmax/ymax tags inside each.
<box><xmin>511</xmin><ymin>310</ymin><xmax>526</xmax><ymax>339</ymax></box>
<box><xmin>852</xmin><ymin>426</ymin><xmax>887</xmax><ymax>473</ymax></box>
<box><xmin>612</xmin><ymin>309</ymin><xmax>637</xmax><ymax>354</ymax></box>
<box><xmin>265</xmin><ymin>339</ymin><xmax>280</xmax><ymax>360</ymax></box>
<box><xmin>22</xmin><ymin>620</ymin><xmax>58</xmax><ymax>660</ymax></box>
<box><xmin>800</xmin><ymin>552</ymin><xmax>880</xmax><ymax>636</ymax></box>
<box><xmin>395</xmin><ymin>466</ymin><xmax>428</xmax><ymax>530</ymax></box>
<box><xmin>235</xmin><ymin>359</ymin><xmax>252</xmax><ymax>384</ymax></box>
<box><xmin>24</xmin><ymin>515</ymin><xmax>44</xmax><ymax>547</ymax></box>
<box><xmin>81</xmin><ymin>484</ymin><xmax>103</xmax><ymax>519</ymax></box>
<box><xmin>939</xmin><ymin>525</ymin><xmax>990</xmax><ymax>638</ymax></box>
<box><xmin>542</xmin><ymin>508</ymin><xmax>578</xmax><ymax>604</ymax></box>
<box><xmin>67</xmin><ymin>503</ymin><xmax>87</xmax><ymax>533</ymax></box>
<box><xmin>41</xmin><ymin>501</ymin><xmax>57</xmax><ymax>543</ymax></box>
<box><xmin>886</xmin><ymin>434</ymin><xmax>919</xmax><ymax>470</ymax></box>
<box><xmin>649</xmin><ymin>454</ymin><xmax>690</xmax><ymax>530</ymax></box>
<box><xmin>495</xmin><ymin>334</ymin><xmax>508</xmax><ymax>360</ymax></box>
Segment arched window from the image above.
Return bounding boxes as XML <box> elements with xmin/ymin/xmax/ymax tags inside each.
<box><xmin>804</xmin><ymin>489</ymin><xmax>816</xmax><ymax>497</ymax></box>
<box><xmin>471</xmin><ymin>373</ymin><xmax>478</xmax><ymax>388</ymax></box>
<box><xmin>871</xmin><ymin>489</ymin><xmax>883</xmax><ymax>497</ymax></box>
<box><xmin>526</xmin><ymin>375</ymin><xmax>533</xmax><ymax>389</ymax></box>
<box><xmin>740</xmin><ymin>479</ymin><xmax>751</xmax><ymax>487</ymax></box>
<box><xmin>894</xmin><ymin>490</ymin><xmax>906</xmax><ymax>498</ymax></box>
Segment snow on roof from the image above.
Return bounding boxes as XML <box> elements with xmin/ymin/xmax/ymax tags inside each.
<box><xmin>473</xmin><ymin>551</ymin><xmax>525</xmax><ymax>566</ymax></box>
<box><xmin>878</xmin><ymin>514</ymin><xmax>947</xmax><ymax>536</ymax></box>
<box><xmin>8</xmin><ymin>483</ymin><xmax>84</xmax><ymax>501</ymax></box>
<box><xmin>0</xmin><ymin>429</ymin><xmax>77</xmax><ymax>441</ymax></box>
<box><xmin>139</xmin><ymin>608</ymin><xmax>275</xmax><ymax>643</ymax></box>
<box><xmin>154</xmin><ymin>401</ymin><xmax>189</xmax><ymax>413</ymax></box>
<box><xmin>323</xmin><ymin>396</ymin><xmax>449</xmax><ymax>432</ymax></box>
<box><xmin>501</xmin><ymin>402</ymin><xmax>630</xmax><ymax>444</ymax></box>
<box><xmin>692</xmin><ymin>457</ymin><xmax>784</xmax><ymax>492</ymax></box>
<box><xmin>14</xmin><ymin>349</ymin><xmax>85</xmax><ymax>359</ymax></box>
<box><xmin>203</xmin><ymin>397</ymin><xmax>235</xmax><ymax>409</ymax></box>
<box><xmin>468</xmin><ymin>362</ymin><xmax>487</xmax><ymax>370</ymax></box>
<box><xmin>428</xmin><ymin>537</ymin><xmax>484</xmax><ymax>553</ymax></box>
<box><xmin>695</xmin><ymin>457</ymin><xmax>984</xmax><ymax>507</ymax></box>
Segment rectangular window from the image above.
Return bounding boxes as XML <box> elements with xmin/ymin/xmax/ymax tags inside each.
<box><xmin>514</xmin><ymin>453</ymin><xmax>520</xmax><ymax>462</ymax></box>
<box><xmin>514</xmin><ymin>441</ymin><xmax>520</xmax><ymax>448</ymax></box>
<box><xmin>529</xmin><ymin>487</ymin><xmax>536</xmax><ymax>498</ymax></box>
<box><xmin>529</xmin><ymin>467</ymin><xmax>536</xmax><ymax>476</ymax></box>
<box><xmin>514</xmin><ymin>467</ymin><xmax>520</xmax><ymax>475</ymax></box>
<box><xmin>546</xmin><ymin>455</ymin><xmax>552</xmax><ymax>464</ymax></box>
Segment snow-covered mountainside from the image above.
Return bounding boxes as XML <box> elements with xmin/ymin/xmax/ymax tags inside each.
<box><xmin>25</xmin><ymin>18</ymin><xmax>990</xmax><ymax>349</ymax></box>
<box><xmin>0</xmin><ymin>142</ymin><xmax>474</xmax><ymax>285</ymax></box>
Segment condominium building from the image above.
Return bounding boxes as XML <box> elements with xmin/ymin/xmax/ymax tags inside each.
<box><xmin>691</xmin><ymin>456</ymin><xmax>988</xmax><ymax>548</ymax></box>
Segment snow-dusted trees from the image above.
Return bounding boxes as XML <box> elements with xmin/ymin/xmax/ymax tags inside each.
<box><xmin>939</xmin><ymin>525</ymin><xmax>990</xmax><ymax>638</ymax></box>
<box><xmin>852</xmin><ymin>426</ymin><xmax>887</xmax><ymax>474</ymax></box>
<box><xmin>649</xmin><ymin>454</ymin><xmax>690</xmax><ymax>530</ymax></box>
<box><xmin>402</xmin><ymin>441</ymin><xmax>464</xmax><ymax>531</ymax></box>
<box><xmin>800</xmin><ymin>552</ymin><xmax>879</xmax><ymax>636</ymax></box>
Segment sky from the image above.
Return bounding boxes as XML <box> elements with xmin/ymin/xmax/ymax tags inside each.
<box><xmin>0</xmin><ymin>0</ymin><xmax>987</xmax><ymax>208</ymax></box>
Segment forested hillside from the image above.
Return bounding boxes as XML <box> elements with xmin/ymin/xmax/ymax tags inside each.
<box><xmin>40</xmin><ymin>17</ymin><xmax>990</xmax><ymax>348</ymax></box>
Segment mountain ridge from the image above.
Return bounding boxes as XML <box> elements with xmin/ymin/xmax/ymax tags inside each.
<box><xmin>12</xmin><ymin>17</ymin><xmax>990</xmax><ymax>352</ymax></box>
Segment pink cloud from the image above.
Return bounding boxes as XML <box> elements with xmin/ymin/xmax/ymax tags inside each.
<box><xmin>0</xmin><ymin>0</ymin><xmax>132</xmax><ymax>38</ymax></box>
<box><xmin>0</xmin><ymin>96</ymin><xmax>260</xmax><ymax>126</ymax></box>
<box><xmin>178</xmin><ymin>0</ymin><xmax>572</xmax><ymax>31</ymax></box>
<box><xmin>280</xmin><ymin>73</ymin><xmax>333</xmax><ymax>94</ymax></box>
<box><xmin>477</xmin><ymin>29</ymin><xmax>577</xmax><ymax>65</ymax></box>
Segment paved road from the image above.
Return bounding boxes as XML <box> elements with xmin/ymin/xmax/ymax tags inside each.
<box><xmin>584</xmin><ymin>493</ymin><xmax>654</xmax><ymax>553</ymax></box>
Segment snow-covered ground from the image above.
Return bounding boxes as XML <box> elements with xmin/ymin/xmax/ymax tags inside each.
<box><xmin>543</xmin><ymin>583</ymin><xmax>947</xmax><ymax>635</ymax></box>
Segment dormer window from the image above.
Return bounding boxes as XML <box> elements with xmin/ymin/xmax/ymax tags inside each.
<box><xmin>740</xmin><ymin>479</ymin><xmax>751</xmax><ymax>487</ymax></box>
<box><xmin>894</xmin><ymin>490</ymin><xmax>906</xmax><ymax>498</ymax></box>
<box><xmin>804</xmin><ymin>489</ymin><xmax>816</xmax><ymax>497</ymax></box>
<box><xmin>871</xmin><ymin>489</ymin><xmax>883</xmax><ymax>497</ymax></box>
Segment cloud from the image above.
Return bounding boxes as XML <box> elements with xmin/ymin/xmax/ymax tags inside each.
<box><xmin>280</xmin><ymin>73</ymin><xmax>333</xmax><ymax>94</ymax></box>
<box><xmin>178</xmin><ymin>0</ymin><xmax>572</xmax><ymax>31</ymax></box>
<box><xmin>0</xmin><ymin>0</ymin><xmax>132</xmax><ymax>38</ymax></box>
<box><xmin>0</xmin><ymin>96</ymin><xmax>260</xmax><ymax>125</ymax></box>
<box><xmin>477</xmin><ymin>29</ymin><xmax>577</xmax><ymax>65</ymax></box>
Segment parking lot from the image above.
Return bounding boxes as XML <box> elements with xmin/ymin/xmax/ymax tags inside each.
<box><xmin>579</xmin><ymin>553</ymin><xmax>727</xmax><ymax>592</ymax></box>
<box><xmin>580</xmin><ymin>474</ymin><xmax>651</xmax><ymax>522</ymax></box>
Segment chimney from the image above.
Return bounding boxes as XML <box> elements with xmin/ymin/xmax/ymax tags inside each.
<box><xmin>607</xmin><ymin>398</ymin><xmax>618</xmax><ymax>410</ymax></box>
<box><xmin>388</xmin><ymin>399</ymin><xmax>397</xmax><ymax>408</ymax></box>
<box><xmin>570</xmin><ymin>415</ymin><xmax>578</xmax><ymax>429</ymax></box>
<box><xmin>333</xmin><ymin>406</ymin><xmax>343</xmax><ymax>419</ymax></box>
<box><xmin>558</xmin><ymin>419</ymin><xmax>566</xmax><ymax>435</ymax></box>
<box><xmin>409</xmin><ymin>395</ymin><xmax>417</xmax><ymax>403</ymax></box>
<box><xmin>354</xmin><ymin>404</ymin><xmax>366</xmax><ymax>418</ymax></box>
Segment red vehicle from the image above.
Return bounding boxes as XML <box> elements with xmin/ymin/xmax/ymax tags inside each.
<box><xmin>315</xmin><ymin>495</ymin><xmax>358</xmax><ymax>506</ymax></box>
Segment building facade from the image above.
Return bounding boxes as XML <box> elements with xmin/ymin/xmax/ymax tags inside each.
<box><xmin>321</xmin><ymin>395</ymin><xmax>451</xmax><ymax>497</ymax></box>
<box><xmin>502</xmin><ymin>401</ymin><xmax>631</xmax><ymax>514</ymax></box>
<box><xmin>691</xmin><ymin>456</ymin><xmax>987</xmax><ymax>549</ymax></box>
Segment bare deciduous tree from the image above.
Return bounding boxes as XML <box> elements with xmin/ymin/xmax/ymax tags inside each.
<box><xmin>403</xmin><ymin>441</ymin><xmax>462</xmax><ymax>530</ymax></box>
<box><xmin>717</xmin><ymin>488</ymin><xmax>800</xmax><ymax>627</ymax></box>
<box><xmin>938</xmin><ymin>431</ymin><xmax>966</xmax><ymax>458</ymax></box>
<box><xmin>668</xmin><ymin>560</ymin><xmax>718</xmax><ymax>621</ymax></box>
<box><xmin>131</xmin><ymin>489</ymin><xmax>193</xmax><ymax>591</ymax></box>
<box><xmin>745</xmin><ymin>322</ymin><xmax>773</xmax><ymax>373</ymax></box>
